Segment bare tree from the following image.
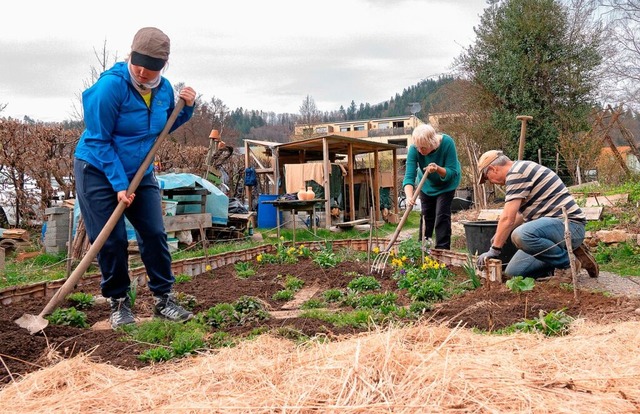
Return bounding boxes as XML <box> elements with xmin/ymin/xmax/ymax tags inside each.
<box><xmin>599</xmin><ymin>0</ymin><xmax>640</xmax><ymax>108</ymax></box>
<box><xmin>298</xmin><ymin>95</ymin><xmax>321</xmax><ymax>139</ymax></box>
<box><xmin>71</xmin><ymin>39</ymin><xmax>119</xmax><ymax>122</ymax></box>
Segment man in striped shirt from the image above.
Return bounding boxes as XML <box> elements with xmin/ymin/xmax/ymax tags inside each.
<box><xmin>475</xmin><ymin>150</ymin><xmax>598</xmax><ymax>280</ymax></box>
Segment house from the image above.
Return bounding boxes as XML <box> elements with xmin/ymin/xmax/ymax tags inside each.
<box><xmin>294</xmin><ymin>115</ymin><xmax>424</xmax><ymax>159</ymax></box>
<box><xmin>599</xmin><ymin>146</ymin><xmax>640</xmax><ymax>173</ymax></box>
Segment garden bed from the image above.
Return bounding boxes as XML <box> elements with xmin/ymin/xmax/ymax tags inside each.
<box><xmin>2</xmin><ymin>242</ymin><xmax>640</xmax><ymax>386</ymax></box>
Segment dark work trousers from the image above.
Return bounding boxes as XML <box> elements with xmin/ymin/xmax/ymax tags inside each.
<box><xmin>74</xmin><ymin>158</ymin><xmax>174</xmax><ymax>299</ymax></box>
<box><xmin>419</xmin><ymin>189</ymin><xmax>455</xmax><ymax>249</ymax></box>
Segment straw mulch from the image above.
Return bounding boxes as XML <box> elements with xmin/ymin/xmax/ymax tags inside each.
<box><xmin>1</xmin><ymin>320</ymin><xmax>639</xmax><ymax>413</ymax></box>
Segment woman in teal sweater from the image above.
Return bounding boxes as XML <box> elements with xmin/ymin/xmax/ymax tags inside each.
<box><xmin>403</xmin><ymin>124</ymin><xmax>461</xmax><ymax>249</ymax></box>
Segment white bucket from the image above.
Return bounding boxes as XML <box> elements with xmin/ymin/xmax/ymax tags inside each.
<box><xmin>162</xmin><ymin>200</ymin><xmax>178</xmax><ymax>216</ymax></box>
<box><xmin>167</xmin><ymin>237</ymin><xmax>179</xmax><ymax>252</ymax></box>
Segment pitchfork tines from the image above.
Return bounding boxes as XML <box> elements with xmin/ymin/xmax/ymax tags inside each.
<box><xmin>371</xmin><ymin>248</ymin><xmax>392</xmax><ymax>275</ymax></box>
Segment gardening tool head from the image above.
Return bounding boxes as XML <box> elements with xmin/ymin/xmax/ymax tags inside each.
<box><xmin>14</xmin><ymin>313</ymin><xmax>49</xmax><ymax>335</ymax></box>
<box><xmin>371</xmin><ymin>250</ymin><xmax>390</xmax><ymax>276</ymax></box>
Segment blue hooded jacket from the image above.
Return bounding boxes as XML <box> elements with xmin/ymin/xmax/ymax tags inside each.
<box><xmin>75</xmin><ymin>61</ymin><xmax>194</xmax><ymax>192</ymax></box>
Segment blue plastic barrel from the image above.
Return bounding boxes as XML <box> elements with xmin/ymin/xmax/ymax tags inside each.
<box><xmin>257</xmin><ymin>194</ymin><xmax>280</xmax><ymax>229</ymax></box>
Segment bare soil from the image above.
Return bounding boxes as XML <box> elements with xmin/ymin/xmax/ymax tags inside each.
<box><xmin>2</xmin><ymin>256</ymin><xmax>640</xmax><ymax>386</ymax></box>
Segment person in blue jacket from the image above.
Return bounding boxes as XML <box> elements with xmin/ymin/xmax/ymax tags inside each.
<box><xmin>74</xmin><ymin>27</ymin><xmax>197</xmax><ymax>329</ymax></box>
<box><xmin>403</xmin><ymin>124</ymin><xmax>461</xmax><ymax>249</ymax></box>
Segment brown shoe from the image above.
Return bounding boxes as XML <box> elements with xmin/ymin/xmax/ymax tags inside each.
<box><xmin>573</xmin><ymin>244</ymin><xmax>599</xmax><ymax>278</ymax></box>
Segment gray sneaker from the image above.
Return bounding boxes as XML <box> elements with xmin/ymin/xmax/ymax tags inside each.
<box><xmin>109</xmin><ymin>297</ymin><xmax>135</xmax><ymax>329</ymax></box>
<box><xmin>154</xmin><ymin>293</ymin><xmax>194</xmax><ymax>322</ymax></box>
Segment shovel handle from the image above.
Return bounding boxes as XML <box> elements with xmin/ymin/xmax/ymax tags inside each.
<box><xmin>39</xmin><ymin>99</ymin><xmax>186</xmax><ymax>318</ymax></box>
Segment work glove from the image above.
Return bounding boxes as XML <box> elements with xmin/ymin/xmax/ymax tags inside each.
<box><xmin>476</xmin><ymin>247</ymin><xmax>502</xmax><ymax>269</ymax></box>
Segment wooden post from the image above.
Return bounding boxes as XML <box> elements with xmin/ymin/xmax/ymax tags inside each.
<box><xmin>66</xmin><ymin>208</ymin><xmax>74</xmax><ymax>278</ymax></box>
<box><xmin>563</xmin><ymin>207</ymin><xmax>579</xmax><ymax>302</ymax></box>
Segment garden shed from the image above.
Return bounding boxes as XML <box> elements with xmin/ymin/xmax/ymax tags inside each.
<box><xmin>243</xmin><ymin>135</ymin><xmax>402</xmax><ymax>228</ymax></box>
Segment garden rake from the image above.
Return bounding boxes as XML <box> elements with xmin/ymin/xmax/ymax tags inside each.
<box><xmin>371</xmin><ymin>167</ymin><xmax>429</xmax><ymax>276</ymax></box>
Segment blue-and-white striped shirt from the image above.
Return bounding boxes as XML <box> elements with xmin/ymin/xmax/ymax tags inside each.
<box><xmin>505</xmin><ymin>161</ymin><xmax>585</xmax><ymax>223</ymax></box>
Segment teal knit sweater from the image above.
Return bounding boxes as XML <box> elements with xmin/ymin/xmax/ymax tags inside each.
<box><xmin>402</xmin><ymin>134</ymin><xmax>461</xmax><ymax>196</ymax></box>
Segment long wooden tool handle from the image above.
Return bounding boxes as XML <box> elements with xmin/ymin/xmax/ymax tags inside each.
<box><xmin>383</xmin><ymin>166</ymin><xmax>429</xmax><ymax>252</ymax></box>
<box><xmin>39</xmin><ymin>99</ymin><xmax>186</xmax><ymax>317</ymax></box>
<box><xmin>516</xmin><ymin>115</ymin><xmax>533</xmax><ymax>161</ymax></box>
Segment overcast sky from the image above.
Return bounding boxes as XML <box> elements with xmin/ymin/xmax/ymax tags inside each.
<box><xmin>0</xmin><ymin>0</ymin><xmax>488</xmax><ymax>123</ymax></box>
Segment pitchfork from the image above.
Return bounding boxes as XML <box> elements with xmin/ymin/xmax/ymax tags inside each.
<box><xmin>371</xmin><ymin>167</ymin><xmax>429</xmax><ymax>275</ymax></box>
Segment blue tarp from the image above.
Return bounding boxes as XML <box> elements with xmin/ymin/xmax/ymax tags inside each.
<box><xmin>73</xmin><ymin>173</ymin><xmax>229</xmax><ymax>241</ymax></box>
<box><xmin>156</xmin><ymin>173</ymin><xmax>229</xmax><ymax>226</ymax></box>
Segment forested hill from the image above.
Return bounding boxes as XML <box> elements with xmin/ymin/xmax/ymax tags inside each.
<box><xmin>327</xmin><ymin>75</ymin><xmax>454</xmax><ymax>122</ymax></box>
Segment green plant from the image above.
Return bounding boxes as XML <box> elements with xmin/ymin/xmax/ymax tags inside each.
<box><xmin>351</xmin><ymin>292</ymin><xmax>398</xmax><ymax>309</ymax></box>
<box><xmin>233</xmin><ymin>296</ymin><xmax>270</xmax><ymax>324</ymax></box>
<box><xmin>66</xmin><ymin>292</ymin><xmax>95</xmax><ymax>309</ymax></box>
<box><xmin>594</xmin><ymin>241</ymin><xmax>640</xmax><ymax>276</ymax></box>
<box><xmin>312</xmin><ymin>247</ymin><xmax>339</xmax><ymax>268</ymax></box>
<box><xmin>409</xmin><ymin>301</ymin><xmax>433</xmax><ymax>314</ymax></box>
<box><xmin>397</xmin><ymin>238</ymin><xmax>424</xmax><ymax>265</ymax></box>
<box><xmin>46</xmin><ymin>307</ymin><xmax>89</xmax><ymax>328</ymax></box>
<box><xmin>395</xmin><ymin>262</ymin><xmax>452</xmax><ymax>302</ymax></box>
<box><xmin>272</xmin><ymin>289</ymin><xmax>295</xmax><ymax>301</ymax></box>
<box><xmin>323</xmin><ymin>289</ymin><xmax>343</xmax><ymax>302</ymax></box>
<box><xmin>505</xmin><ymin>276</ymin><xmax>535</xmax><ymax>293</ymax></box>
<box><xmin>234</xmin><ymin>261</ymin><xmax>256</xmax><ymax>278</ymax></box>
<box><xmin>512</xmin><ymin>309</ymin><xmax>574</xmax><ymax>336</ymax></box>
<box><xmin>201</xmin><ymin>303</ymin><xmax>237</xmax><ymax>328</ymax></box>
<box><xmin>32</xmin><ymin>252</ymin><xmax>67</xmax><ymax>267</ymax></box>
<box><xmin>462</xmin><ymin>258</ymin><xmax>481</xmax><ymax>289</ymax></box>
<box><xmin>209</xmin><ymin>331</ymin><xmax>236</xmax><ymax>348</ymax></box>
<box><xmin>173</xmin><ymin>292</ymin><xmax>198</xmax><ymax>310</ymax></box>
<box><xmin>300</xmin><ymin>298</ymin><xmax>325</xmax><ymax>309</ymax></box>
<box><xmin>283</xmin><ymin>275</ymin><xmax>305</xmax><ymax>291</ymax></box>
<box><xmin>170</xmin><ymin>330</ymin><xmax>206</xmax><ymax>357</ymax></box>
<box><xmin>138</xmin><ymin>347</ymin><xmax>173</xmax><ymax>363</ymax></box>
<box><xmin>174</xmin><ymin>273</ymin><xmax>192</xmax><ymax>284</ymax></box>
<box><xmin>347</xmin><ymin>276</ymin><xmax>381</xmax><ymax>292</ymax></box>
<box><xmin>128</xmin><ymin>277</ymin><xmax>139</xmax><ymax>310</ymax></box>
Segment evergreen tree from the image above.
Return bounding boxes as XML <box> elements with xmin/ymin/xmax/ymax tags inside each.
<box><xmin>456</xmin><ymin>0</ymin><xmax>603</xmax><ymax>160</ymax></box>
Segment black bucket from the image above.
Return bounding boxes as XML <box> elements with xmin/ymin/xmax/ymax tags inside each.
<box><xmin>461</xmin><ymin>220</ymin><xmax>517</xmax><ymax>266</ymax></box>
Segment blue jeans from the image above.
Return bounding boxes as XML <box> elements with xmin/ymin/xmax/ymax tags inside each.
<box><xmin>505</xmin><ymin>217</ymin><xmax>585</xmax><ymax>278</ymax></box>
<box><xmin>74</xmin><ymin>158</ymin><xmax>174</xmax><ymax>299</ymax></box>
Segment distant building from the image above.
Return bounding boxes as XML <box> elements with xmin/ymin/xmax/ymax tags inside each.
<box><xmin>294</xmin><ymin>115</ymin><xmax>424</xmax><ymax>159</ymax></box>
<box><xmin>600</xmin><ymin>146</ymin><xmax>640</xmax><ymax>172</ymax></box>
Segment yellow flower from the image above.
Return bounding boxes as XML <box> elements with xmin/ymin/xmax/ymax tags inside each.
<box><xmin>256</xmin><ymin>254</ymin><xmax>263</xmax><ymax>263</ymax></box>
<box><xmin>205</xmin><ymin>264</ymin><xmax>212</xmax><ymax>271</ymax></box>
<box><xmin>401</xmin><ymin>255</ymin><xmax>408</xmax><ymax>262</ymax></box>
<box><xmin>373</xmin><ymin>246</ymin><xmax>380</xmax><ymax>254</ymax></box>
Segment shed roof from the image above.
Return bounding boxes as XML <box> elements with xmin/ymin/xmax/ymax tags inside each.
<box><xmin>259</xmin><ymin>134</ymin><xmax>402</xmax><ymax>161</ymax></box>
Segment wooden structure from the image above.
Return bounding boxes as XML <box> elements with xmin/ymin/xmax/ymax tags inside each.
<box><xmin>243</xmin><ymin>135</ymin><xmax>402</xmax><ymax>228</ymax></box>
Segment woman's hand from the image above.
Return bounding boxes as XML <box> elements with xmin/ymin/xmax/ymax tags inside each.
<box><xmin>427</xmin><ymin>163</ymin><xmax>438</xmax><ymax>174</ymax></box>
<box><xmin>117</xmin><ymin>191</ymin><xmax>135</xmax><ymax>207</ymax></box>
<box><xmin>179</xmin><ymin>87</ymin><xmax>197</xmax><ymax>106</ymax></box>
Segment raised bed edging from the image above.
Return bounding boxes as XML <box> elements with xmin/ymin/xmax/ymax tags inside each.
<box><xmin>0</xmin><ymin>239</ymin><xmax>380</xmax><ymax>306</ymax></box>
